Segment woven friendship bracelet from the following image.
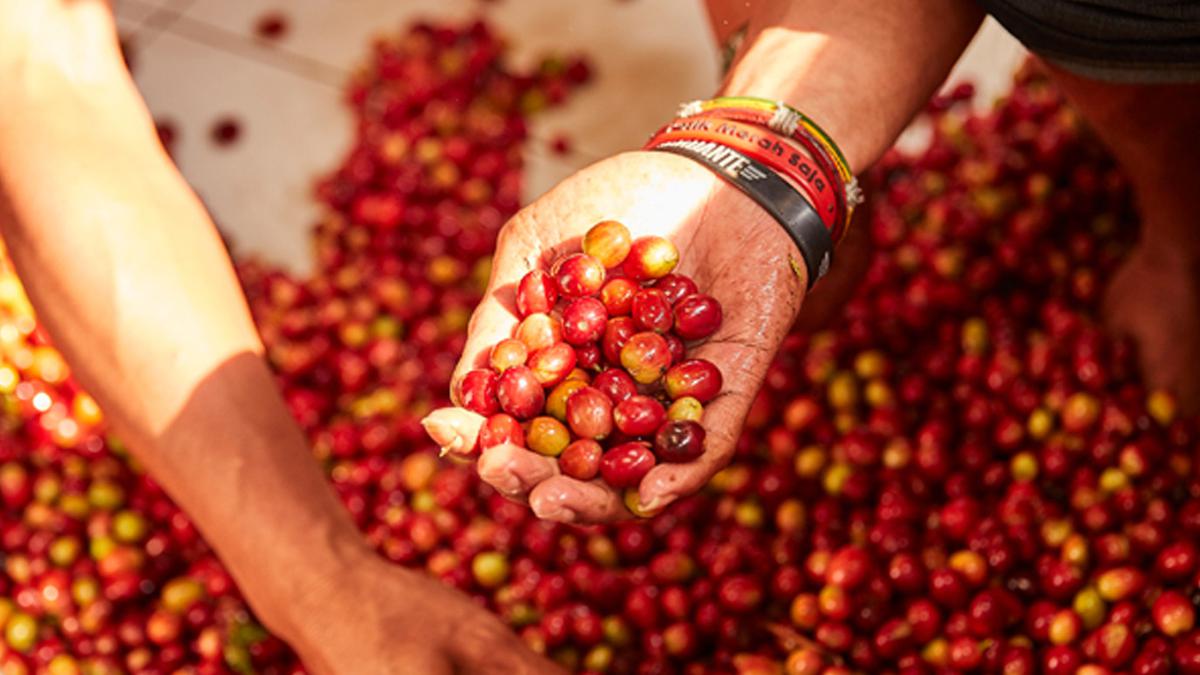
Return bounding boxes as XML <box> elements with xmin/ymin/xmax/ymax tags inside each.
<box><xmin>677</xmin><ymin>97</ymin><xmax>863</xmax><ymax>237</ymax></box>
<box><xmin>679</xmin><ymin>96</ymin><xmax>854</xmax><ymax>183</ymax></box>
<box><xmin>678</xmin><ymin>104</ymin><xmax>854</xmax><ymax>241</ymax></box>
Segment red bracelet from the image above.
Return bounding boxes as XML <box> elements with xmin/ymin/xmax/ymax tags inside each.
<box><xmin>647</xmin><ymin>124</ymin><xmax>838</xmax><ymax>235</ymax></box>
<box><xmin>687</xmin><ymin>108</ymin><xmax>850</xmax><ymax>240</ymax></box>
<box><xmin>647</xmin><ymin>119</ymin><xmax>841</xmax><ymax>234</ymax></box>
<box><xmin>648</xmin><ymin>118</ymin><xmax>844</xmax><ymax>236</ymax></box>
<box><xmin>682</xmin><ymin>107</ymin><xmax>854</xmax><ymax>240</ymax></box>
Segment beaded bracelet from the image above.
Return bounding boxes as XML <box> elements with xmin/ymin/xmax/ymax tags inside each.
<box><xmin>644</xmin><ymin>137</ymin><xmax>832</xmax><ymax>288</ymax></box>
<box><xmin>648</xmin><ymin>117</ymin><xmax>842</xmax><ymax>234</ymax></box>
<box><xmin>677</xmin><ymin>97</ymin><xmax>863</xmax><ymax>221</ymax></box>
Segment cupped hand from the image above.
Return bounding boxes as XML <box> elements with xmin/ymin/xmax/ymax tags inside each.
<box><xmin>424</xmin><ymin>150</ymin><xmax>811</xmax><ymax>523</ymax></box>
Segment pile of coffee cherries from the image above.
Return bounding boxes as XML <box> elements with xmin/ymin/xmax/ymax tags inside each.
<box><xmin>457</xmin><ymin>220</ymin><xmax>723</xmax><ymax>493</ymax></box>
<box><xmin>1</xmin><ymin>15</ymin><xmax>1199</xmax><ymax>675</ymax></box>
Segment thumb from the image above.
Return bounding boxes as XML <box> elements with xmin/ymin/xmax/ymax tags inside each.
<box><xmin>451</xmin><ymin>212</ymin><xmax>580</xmax><ymax>398</ymax></box>
<box><xmin>449</xmin><ymin>217</ymin><xmax>560</xmax><ymax>403</ymax></box>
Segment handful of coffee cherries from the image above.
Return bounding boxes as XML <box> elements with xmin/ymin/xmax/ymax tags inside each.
<box><xmin>456</xmin><ymin>220</ymin><xmax>724</xmax><ymax>497</ymax></box>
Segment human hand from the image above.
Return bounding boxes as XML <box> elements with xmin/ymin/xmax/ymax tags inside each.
<box><xmin>424</xmin><ymin>150</ymin><xmax>813</xmax><ymax>523</ymax></box>
<box><xmin>279</xmin><ymin>553</ymin><xmax>559</xmax><ymax>675</ymax></box>
<box><xmin>1104</xmin><ymin>240</ymin><xmax>1200</xmax><ymax>412</ymax></box>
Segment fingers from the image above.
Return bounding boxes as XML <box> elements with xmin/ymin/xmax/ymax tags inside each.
<box><xmin>421</xmin><ymin>407</ymin><xmax>483</xmax><ymax>457</ymax></box>
<box><xmin>528</xmin><ymin>475</ymin><xmax>629</xmax><ymax>524</ymax></box>
<box><xmin>425</xmin><ymin>413</ymin><xmax>629</xmax><ymax>520</ymax></box>
<box><xmin>636</xmin><ymin>337</ymin><xmax>763</xmax><ymax>513</ymax></box>
<box><xmin>422</xmin><ymin>410</ymin><xmax>562</xmax><ymax>506</ymax></box>
<box><xmin>476</xmin><ymin>442</ymin><xmax>559</xmax><ymax>501</ymax></box>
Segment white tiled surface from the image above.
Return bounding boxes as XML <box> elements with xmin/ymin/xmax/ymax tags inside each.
<box><xmin>133</xmin><ymin>31</ymin><xmax>350</xmax><ymax>271</ymax></box>
<box><xmin>180</xmin><ymin>1</ymin><xmax>474</xmax><ymax>74</ymax></box>
<box><xmin>118</xmin><ymin>1</ymin><xmax>1023</xmax><ymax>275</ymax></box>
<box><xmin>492</xmin><ymin>2</ymin><xmax>721</xmax><ymax>160</ymax></box>
<box><xmin>947</xmin><ymin>17</ymin><xmax>1029</xmax><ymax>105</ymax></box>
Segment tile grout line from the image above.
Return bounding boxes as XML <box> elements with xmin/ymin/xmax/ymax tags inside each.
<box><xmin>152</xmin><ymin>14</ymin><xmax>349</xmax><ymax>89</ymax></box>
<box><xmin>132</xmin><ymin>0</ymin><xmax>198</xmax><ymax>48</ymax></box>
<box><xmin>112</xmin><ymin>0</ymin><xmax>156</xmax><ymax>36</ymax></box>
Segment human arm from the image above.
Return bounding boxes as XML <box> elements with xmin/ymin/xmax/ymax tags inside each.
<box><xmin>0</xmin><ymin>2</ymin><xmax>555</xmax><ymax>673</ymax></box>
<box><xmin>426</xmin><ymin>0</ymin><xmax>984</xmax><ymax>522</ymax></box>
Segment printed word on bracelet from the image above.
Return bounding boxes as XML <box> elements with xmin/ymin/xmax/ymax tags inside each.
<box><xmin>678</xmin><ymin>96</ymin><xmax>862</xmax><ymax>238</ymax></box>
<box><xmin>652</xmin><ymin>117</ymin><xmax>841</xmax><ymax>232</ymax></box>
<box><xmin>644</xmin><ymin>135</ymin><xmax>832</xmax><ymax>288</ymax></box>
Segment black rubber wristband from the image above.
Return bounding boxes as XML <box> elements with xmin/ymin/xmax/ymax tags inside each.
<box><xmin>647</xmin><ymin>139</ymin><xmax>832</xmax><ymax>289</ymax></box>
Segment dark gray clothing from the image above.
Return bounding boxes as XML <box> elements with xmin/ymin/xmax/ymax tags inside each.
<box><xmin>977</xmin><ymin>0</ymin><xmax>1200</xmax><ymax>82</ymax></box>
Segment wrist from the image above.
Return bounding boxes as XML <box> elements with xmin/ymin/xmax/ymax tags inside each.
<box><xmin>719</xmin><ymin>79</ymin><xmax>875</xmax><ymax>177</ymax></box>
<box><xmin>140</xmin><ymin>360</ymin><xmax>379</xmax><ymax>654</ymax></box>
<box><xmin>715</xmin><ymin>1</ymin><xmax>983</xmax><ymax>176</ymax></box>
<box><xmin>243</xmin><ymin>514</ymin><xmax>377</xmax><ymax>648</ymax></box>
<box><xmin>1138</xmin><ymin>232</ymin><xmax>1200</xmax><ymax>269</ymax></box>
<box><xmin>622</xmin><ymin>149</ymin><xmax>812</xmax><ymax>289</ymax></box>
<box><xmin>244</xmin><ymin>528</ymin><xmax>382</xmax><ymax>675</ymax></box>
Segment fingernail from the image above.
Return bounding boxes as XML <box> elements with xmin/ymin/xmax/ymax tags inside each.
<box><xmin>638</xmin><ymin>495</ymin><xmax>671</xmax><ymax>517</ymax></box>
<box><xmin>534</xmin><ymin>503</ymin><xmax>577</xmax><ymax>524</ymax></box>
<box><xmin>422</xmin><ymin>412</ymin><xmax>475</xmax><ymax>457</ymax></box>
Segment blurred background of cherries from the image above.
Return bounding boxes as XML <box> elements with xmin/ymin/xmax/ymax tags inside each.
<box><xmin>0</xmin><ymin>13</ymin><xmax>1194</xmax><ymax>675</ymax></box>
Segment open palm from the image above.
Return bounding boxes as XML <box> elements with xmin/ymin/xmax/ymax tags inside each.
<box><xmin>425</xmin><ymin>150</ymin><xmax>811</xmax><ymax>523</ymax></box>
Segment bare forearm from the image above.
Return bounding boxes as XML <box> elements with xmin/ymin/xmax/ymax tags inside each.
<box><xmin>0</xmin><ymin>40</ymin><xmax>366</xmax><ymax>641</ymax></box>
<box><xmin>0</xmin><ymin>78</ymin><xmax>260</xmax><ymax>436</ymax></box>
<box><xmin>722</xmin><ymin>0</ymin><xmax>984</xmax><ymax>173</ymax></box>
